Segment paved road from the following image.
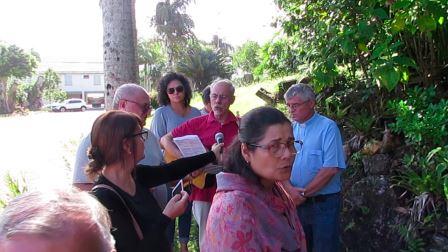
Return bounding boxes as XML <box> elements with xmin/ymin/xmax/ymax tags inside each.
<box><xmin>0</xmin><ymin>110</ymin><xmax>104</xmax><ymax>194</ymax></box>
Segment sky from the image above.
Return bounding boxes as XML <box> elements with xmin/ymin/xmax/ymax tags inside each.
<box><xmin>0</xmin><ymin>0</ymin><xmax>279</xmax><ymax>64</ymax></box>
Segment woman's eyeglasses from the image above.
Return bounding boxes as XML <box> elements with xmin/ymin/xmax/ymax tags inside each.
<box><xmin>127</xmin><ymin>130</ymin><xmax>149</xmax><ymax>141</ymax></box>
<box><xmin>248</xmin><ymin>139</ymin><xmax>297</xmax><ymax>157</ymax></box>
<box><xmin>167</xmin><ymin>85</ymin><xmax>184</xmax><ymax>94</ymax></box>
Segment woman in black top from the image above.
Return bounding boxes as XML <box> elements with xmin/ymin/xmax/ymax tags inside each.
<box><xmin>86</xmin><ymin>110</ymin><xmax>221</xmax><ymax>252</ymax></box>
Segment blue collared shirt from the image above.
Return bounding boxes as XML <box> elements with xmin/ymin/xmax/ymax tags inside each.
<box><xmin>290</xmin><ymin>113</ymin><xmax>346</xmax><ymax>195</ymax></box>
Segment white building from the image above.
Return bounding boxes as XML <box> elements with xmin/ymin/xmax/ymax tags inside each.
<box><xmin>38</xmin><ymin>62</ymin><xmax>105</xmax><ymax>106</ymax></box>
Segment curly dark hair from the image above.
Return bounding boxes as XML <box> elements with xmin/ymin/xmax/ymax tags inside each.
<box><xmin>157</xmin><ymin>72</ymin><xmax>193</xmax><ymax>107</ymax></box>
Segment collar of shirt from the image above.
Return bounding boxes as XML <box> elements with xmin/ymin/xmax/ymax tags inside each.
<box><xmin>298</xmin><ymin>111</ymin><xmax>318</xmax><ymax>128</ymax></box>
<box><xmin>206</xmin><ymin>110</ymin><xmax>238</xmax><ymax>125</ymax></box>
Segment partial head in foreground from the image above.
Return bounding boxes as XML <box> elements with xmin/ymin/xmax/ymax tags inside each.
<box><xmin>0</xmin><ymin>188</ymin><xmax>115</xmax><ymax>252</ymax></box>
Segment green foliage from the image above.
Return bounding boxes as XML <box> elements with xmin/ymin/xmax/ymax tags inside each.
<box><xmin>138</xmin><ymin>38</ymin><xmax>168</xmax><ymax>89</ymax></box>
<box><xmin>347</xmin><ymin>112</ymin><xmax>376</xmax><ymax>136</ymax></box>
<box><xmin>395</xmin><ymin>147</ymin><xmax>448</xmax><ymax>200</ymax></box>
<box><xmin>274</xmin><ymin>0</ymin><xmax>447</xmax><ymax>91</ymax></box>
<box><xmin>0</xmin><ymin>43</ymin><xmax>39</xmax><ymax>114</ymax></box>
<box><xmin>388</xmin><ymin>87</ymin><xmax>448</xmax><ymax>147</ymax></box>
<box><xmin>397</xmin><ymin>224</ymin><xmax>426</xmax><ymax>252</ymax></box>
<box><xmin>232</xmin><ymin>41</ymin><xmax>261</xmax><ymax>74</ymax></box>
<box><xmin>256</xmin><ymin>37</ymin><xmax>303</xmax><ymax>78</ymax></box>
<box><xmin>0</xmin><ymin>173</ymin><xmax>27</xmax><ymax>209</ymax></box>
<box><xmin>42</xmin><ymin>69</ymin><xmax>67</xmax><ymax>103</ymax></box>
<box><xmin>175</xmin><ymin>42</ymin><xmax>232</xmax><ymax>91</ymax></box>
<box><xmin>152</xmin><ymin>0</ymin><xmax>195</xmax><ymax>68</ymax></box>
<box><xmin>0</xmin><ymin>43</ymin><xmax>39</xmax><ymax>79</ymax></box>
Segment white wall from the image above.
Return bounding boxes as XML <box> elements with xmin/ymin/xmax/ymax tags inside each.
<box><xmin>59</xmin><ymin>73</ymin><xmax>104</xmax><ymax>93</ymax></box>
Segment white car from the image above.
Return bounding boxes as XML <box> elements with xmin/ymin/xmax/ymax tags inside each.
<box><xmin>49</xmin><ymin>99</ymin><xmax>88</xmax><ymax>112</ymax></box>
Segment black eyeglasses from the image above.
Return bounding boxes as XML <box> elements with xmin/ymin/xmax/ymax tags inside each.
<box><xmin>127</xmin><ymin>130</ymin><xmax>149</xmax><ymax>141</ymax></box>
<box><xmin>167</xmin><ymin>85</ymin><xmax>184</xmax><ymax>94</ymax></box>
<box><xmin>210</xmin><ymin>94</ymin><xmax>230</xmax><ymax>100</ymax></box>
<box><xmin>247</xmin><ymin>139</ymin><xmax>296</xmax><ymax>157</ymax></box>
<box><xmin>286</xmin><ymin>100</ymin><xmax>309</xmax><ymax>110</ymax></box>
<box><xmin>123</xmin><ymin>99</ymin><xmax>152</xmax><ymax>114</ymax></box>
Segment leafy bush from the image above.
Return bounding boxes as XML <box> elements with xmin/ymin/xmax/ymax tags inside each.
<box><xmin>232</xmin><ymin>41</ymin><xmax>261</xmax><ymax>74</ymax></box>
<box><xmin>395</xmin><ymin>147</ymin><xmax>448</xmax><ymax>200</ymax></box>
<box><xmin>388</xmin><ymin>87</ymin><xmax>448</xmax><ymax>147</ymax></box>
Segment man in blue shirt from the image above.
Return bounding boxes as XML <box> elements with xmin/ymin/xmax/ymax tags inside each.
<box><xmin>283</xmin><ymin>83</ymin><xmax>346</xmax><ymax>252</ymax></box>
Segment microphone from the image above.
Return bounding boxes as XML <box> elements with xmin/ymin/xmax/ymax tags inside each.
<box><xmin>215</xmin><ymin>132</ymin><xmax>224</xmax><ymax>153</ymax></box>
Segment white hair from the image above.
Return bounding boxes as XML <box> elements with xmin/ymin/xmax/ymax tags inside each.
<box><xmin>284</xmin><ymin>83</ymin><xmax>316</xmax><ymax>101</ymax></box>
<box><xmin>0</xmin><ymin>188</ymin><xmax>115</xmax><ymax>252</ymax></box>
<box><xmin>112</xmin><ymin>83</ymin><xmax>149</xmax><ymax>109</ymax></box>
<box><xmin>210</xmin><ymin>78</ymin><xmax>235</xmax><ymax>95</ymax></box>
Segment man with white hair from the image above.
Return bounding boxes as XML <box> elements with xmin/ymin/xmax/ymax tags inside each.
<box><xmin>161</xmin><ymin>79</ymin><xmax>239</xmax><ymax>246</ymax></box>
<box><xmin>283</xmin><ymin>83</ymin><xmax>346</xmax><ymax>252</ymax></box>
<box><xmin>72</xmin><ymin>83</ymin><xmax>167</xmax><ymax>207</ymax></box>
<box><xmin>0</xmin><ymin>188</ymin><xmax>115</xmax><ymax>252</ymax></box>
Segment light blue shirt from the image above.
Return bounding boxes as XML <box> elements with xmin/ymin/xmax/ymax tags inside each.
<box><xmin>150</xmin><ymin>105</ymin><xmax>201</xmax><ymax>140</ymax></box>
<box><xmin>290</xmin><ymin>113</ymin><xmax>346</xmax><ymax>195</ymax></box>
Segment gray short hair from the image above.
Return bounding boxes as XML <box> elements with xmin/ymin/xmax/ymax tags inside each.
<box><xmin>112</xmin><ymin>83</ymin><xmax>149</xmax><ymax>109</ymax></box>
<box><xmin>284</xmin><ymin>83</ymin><xmax>316</xmax><ymax>101</ymax></box>
<box><xmin>210</xmin><ymin>78</ymin><xmax>235</xmax><ymax>95</ymax></box>
<box><xmin>0</xmin><ymin>188</ymin><xmax>115</xmax><ymax>251</ymax></box>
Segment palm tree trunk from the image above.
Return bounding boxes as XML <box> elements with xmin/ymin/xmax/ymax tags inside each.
<box><xmin>101</xmin><ymin>0</ymin><xmax>139</xmax><ymax>110</ymax></box>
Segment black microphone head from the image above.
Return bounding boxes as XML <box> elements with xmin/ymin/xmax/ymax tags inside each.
<box><xmin>215</xmin><ymin>132</ymin><xmax>224</xmax><ymax>144</ymax></box>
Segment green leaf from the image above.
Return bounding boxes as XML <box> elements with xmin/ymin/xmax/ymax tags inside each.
<box><xmin>417</xmin><ymin>15</ymin><xmax>437</xmax><ymax>32</ymax></box>
<box><xmin>357</xmin><ymin>43</ymin><xmax>369</xmax><ymax>52</ymax></box>
<box><xmin>371</xmin><ymin>43</ymin><xmax>387</xmax><ymax>59</ymax></box>
<box><xmin>391</xmin><ymin>15</ymin><xmax>406</xmax><ymax>33</ymax></box>
<box><xmin>393</xmin><ymin>56</ymin><xmax>416</xmax><ymax>68</ymax></box>
<box><xmin>375</xmin><ymin>66</ymin><xmax>400</xmax><ymax>91</ymax></box>
<box><xmin>444</xmin><ymin>177</ymin><xmax>448</xmax><ymax>201</ymax></box>
<box><xmin>438</xmin><ymin>17</ymin><xmax>445</xmax><ymax>25</ymax></box>
<box><xmin>426</xmin><ymin>147</ymin><xmax>442</xmax><ymax>162</ymax></box>
<box><xmin>374</xmin><ymin>8</ymin><xmax>388</xmax><ymax>20</ymax></box>
<box><xmin>392</xmin><ymin>0</ymin><xmax>412</xmax><ymax>10</ymax></box>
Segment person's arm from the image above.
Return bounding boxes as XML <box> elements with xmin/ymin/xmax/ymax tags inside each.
<box><xmin>149</xmin><ymin>108</ymin><xmax>167</xmax><ymax>140</ymax></box>
<box><xmin>72</xmin><ymin>135</ymin><xmax>93</xmax><ymax>191</ymax></box>
<box><xmin>301</xmin><ymin>167</ymin><xmax>339</xmax><ymax>197</ymax></box>
<box><xmin>74</xmin><ymin>183</ymin><xmax>93</xmax><ymax>191</ymax></box>
<box><xmin>135</xmin><ymin>151</ymin><xmax>217</xmax><ymax>187</ymax></box>
<box><xmin>160</xmin><ymin>132</ymin><xmax>183</xmax><ymax>159</ymax></box>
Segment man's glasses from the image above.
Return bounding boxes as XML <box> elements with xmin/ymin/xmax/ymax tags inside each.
<box><xmin>210</xmin><ymin>94</ymin><xmax>230</xmax><ymax>101</ymax></box>
<box><xmin>167</xmin><ymin>85</ymin><xmax>184</xmax><ymax>94</ymax></box>
<box><xmin>286</xmin><ymin>100</ymin><xmax>309</xmax><ymax>110</ymax></box>
<box><xmin>123</xmin><ymin>99</ymin><xmax>152</xmax><ymax>114</ymax></box>
<box><xmin>248</xmin><ymin>139</ymin><xmax>296</xmax><ymax>157</ymax></box>
<box><xmin>127</xmin><ymin>130</ymin><xmax>149</xmax><ymax>141</ymax></box>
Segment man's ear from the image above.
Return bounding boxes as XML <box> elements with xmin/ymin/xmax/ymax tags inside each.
<box><xmin>118</xmin><ymin>99</ymin><xmax>126</xmax><ymax>110</ymax></box>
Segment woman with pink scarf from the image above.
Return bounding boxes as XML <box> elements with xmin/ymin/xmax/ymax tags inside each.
<box><xmin>202</xmin><ymin>107</ymin><xmax>307</xmax><ymax>252</ymax></box>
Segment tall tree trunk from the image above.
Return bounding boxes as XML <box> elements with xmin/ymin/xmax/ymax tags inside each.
<box><xmin>0</xmin><ymin>77</ymin><xmax>11</xmax><ymax>114</ymax></box>
<box><xmin>101</xmin><ymin>0</ymin><xmax>139</xmax><ymax>110</ymax></box>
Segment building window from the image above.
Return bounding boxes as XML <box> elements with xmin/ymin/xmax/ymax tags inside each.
<box><xmin>94</xmin><ymin>74</ymin><xmax>101</xmax><ymax>86</ymax></box>
<box><xmin>65</xmin><ymin>74</ymin><xmax>72</xmax><ymax>86</ymax></box>
<box><xmin>83</xmin><ymin>74</ymin><xmax>90</xmax><ymax>79</ymax></box>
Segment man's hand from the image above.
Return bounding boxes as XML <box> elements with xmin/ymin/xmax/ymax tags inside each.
<box><xmin>281</xmin><ymin>180</ymin><xmax>307</xmax><ymax>206</ymax></box>
<box><xmin>288</xmin><ymin>187</ymin><xmax>307</xmax><ymax>206</ymax></box>
<box><xmin>191</xmin><ymin>168</ymin><xmax>205</xmax><ymax>178</ymax></box>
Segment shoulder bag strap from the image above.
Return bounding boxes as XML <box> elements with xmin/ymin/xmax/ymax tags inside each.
<box><xmin>93</xmin><ymin>184</ymin><xmax>144</xmax><ymax>240</ymax></box>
